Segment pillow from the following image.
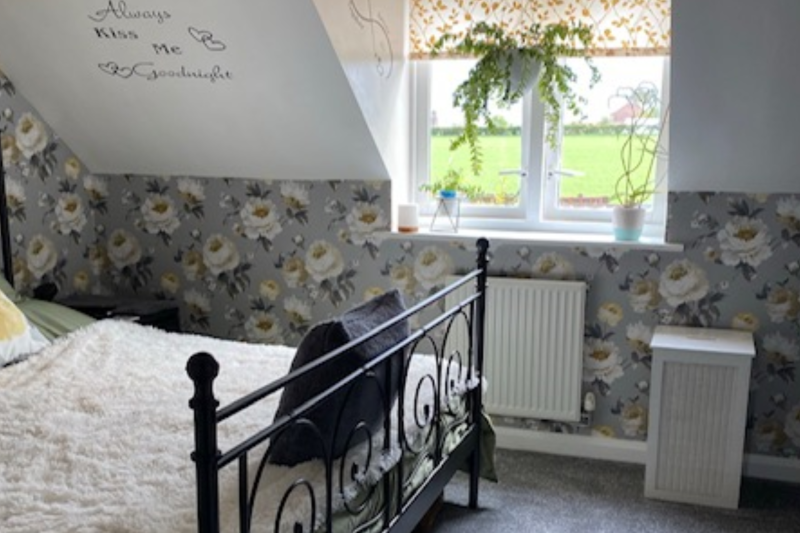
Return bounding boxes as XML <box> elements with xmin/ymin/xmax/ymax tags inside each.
<box><xmin>16</xmin><ymin>299</ymin><xmax>97</xmax><ymax>342</ymax></box>
<box><xmin>0</xmin><ymin>275</ymin><xmax>21</xmax><ymax>303</ymax></box>
<box><xmin>0</xmin><ymin>289</ymin><xmax>50</xmax><ymax>367</ymax></box>
<box><xmin>269</xmin><ymin>290</ymin><xmax>409</xmax><ymax>466</ymax></box>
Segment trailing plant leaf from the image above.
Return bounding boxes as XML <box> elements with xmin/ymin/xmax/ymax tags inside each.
<box><xmin>419</xmin><ymin>166</ymin><xmax>484</xmax><ymax>201</ymax></box>
<box><xmin>431</xmin><ymin>22</ymin><xmax>599</xmax><ymax>175</ymax></box>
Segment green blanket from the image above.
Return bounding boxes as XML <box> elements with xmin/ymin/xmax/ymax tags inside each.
<box><xmin>0</xmin><ymin>278</ymin><xmax>95</xmax><ymax>341</ymax></box>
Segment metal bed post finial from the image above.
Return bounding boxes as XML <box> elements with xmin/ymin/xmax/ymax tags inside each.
<box><xmin>187</xmin><ymin>352</ymin><xmax>221</xmax><ymax>533</ymax></box>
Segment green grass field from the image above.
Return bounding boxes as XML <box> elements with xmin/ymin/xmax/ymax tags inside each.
<box><xmin>431</xmin><ymin>134</ymin><xmax>656</xmax><ymax>204</ymax></box>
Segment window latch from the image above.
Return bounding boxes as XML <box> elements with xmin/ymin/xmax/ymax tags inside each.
<box><xmin>498</xmin><ymin>169</ymin><xmax>528</xmax><ymax>177</ymax></box>
<box><xmin>547</xmin><ymin>168</ymin><xmax>585</xmax><ymax>180</ymax></box>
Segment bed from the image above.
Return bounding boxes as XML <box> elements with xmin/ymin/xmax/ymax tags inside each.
<box><xmin>0</xmin><ymin>238</ymin><xmax>490</xmax><ymax>533</ymax></box>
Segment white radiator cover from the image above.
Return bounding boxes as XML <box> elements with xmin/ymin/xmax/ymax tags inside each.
<box><xmin>646</xmin><ymin>326</ymin><xmax>755</xmax><ymax>509</ymax></box>
<box><xmin>446</xmin><ymin>276</ymin><xmax>586</xmax><ymax>422</ymax></box>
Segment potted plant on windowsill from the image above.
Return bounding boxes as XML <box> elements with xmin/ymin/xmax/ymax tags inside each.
<box><xmin>419</xmin><ymin>167</ymin><xmax>484</xmax><ymax>201</ymax></box>
<box><xmin>431</xmin><ymin>21</ymin><xmax>599</xmax><ymax>176</ymax></box>
<box><xmin>419</xmin><ymin>167</ymin><xmax>484</xmax><ymax>232</ymax></box>
<box><xmin>610</xmin><ymin>83</ymin><xmax>669</xmax><ymax>241</ymax></box>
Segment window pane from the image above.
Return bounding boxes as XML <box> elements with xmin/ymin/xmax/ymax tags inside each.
<box><xmin>554</xmin><ymin>57</ymin><xmax>667</xmax><ymax>209</ymax></box>
<box><xmin>430</xmin><ymin>60</ymin><xmax>524</xmax><ymax>207</ymax></box>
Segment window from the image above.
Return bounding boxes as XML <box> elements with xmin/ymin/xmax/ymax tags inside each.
<box><xmin>412</xmin><ymin>56</ymin><xmax>670</xmax><ymax>237</ymax></box>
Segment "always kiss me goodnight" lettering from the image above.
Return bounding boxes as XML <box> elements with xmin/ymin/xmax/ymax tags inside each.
<box><xmin>88</xmin><ymin>1</ymin><xmax>171</xmax><ymax>25</ymax></box>
<box><xmin>98</xmin><ymin>61</ymin><xmax>232</xmax><ymax>83</ymax></box>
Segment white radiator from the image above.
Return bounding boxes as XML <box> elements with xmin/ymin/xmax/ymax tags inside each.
<box><xmin>646</xmin><ymin>326</ymin><xmax>755</xmax><ymax>509</ymax></box>
<box><xmin>446</xmin><ymin>276</ymin><xmax>587</xmax><ymax>422</ymax></box>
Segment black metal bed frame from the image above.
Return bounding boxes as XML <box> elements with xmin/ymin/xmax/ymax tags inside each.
<box><xmin>188</xmin><ymin>238</ymin><xmax>489</xmax><ymax>533</ymax></box>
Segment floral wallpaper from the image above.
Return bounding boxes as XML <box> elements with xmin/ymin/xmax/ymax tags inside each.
<box><xmin>1</xmin><ymin>73</ymin><xmax>93</xmax><ymax>292</ymax></box>
<box><xmin>1</xmin><ymin>69</ymin><xmax>798</xmax><ymax>460</ymax></box>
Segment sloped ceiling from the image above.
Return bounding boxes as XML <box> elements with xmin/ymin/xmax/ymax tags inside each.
<box><xmin>0</xmin><ymin>0</ymin><xmax>396</xmax><ymax>181</ymax></box>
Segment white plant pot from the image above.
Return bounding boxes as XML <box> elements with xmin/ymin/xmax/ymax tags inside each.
<box><xmin>612</xmin><ymin>205</ymin><xmax>646</xmax><ymax>241</ymax></box>
<box><xmin>508</xmin><ymin>51</ymin><xmax>540</xmax><ymax>95</ymax></box>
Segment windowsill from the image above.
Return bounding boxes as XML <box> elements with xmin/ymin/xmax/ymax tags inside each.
<box><xmin>381</xmin><ymin>227</ymin><xmax>684</xmax><ymax>252</ymax></box>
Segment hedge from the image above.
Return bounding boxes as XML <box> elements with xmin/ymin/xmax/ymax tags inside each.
<box><xmin>431</xmin><ymin>124</ymin><xmax>631</xmax><ymax>137</ymax></box>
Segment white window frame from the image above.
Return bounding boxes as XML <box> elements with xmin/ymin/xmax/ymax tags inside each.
<box><xmin>411</xmin><ymin>57</ymin><xmax>671</xmax><ymax>239</ymax></box>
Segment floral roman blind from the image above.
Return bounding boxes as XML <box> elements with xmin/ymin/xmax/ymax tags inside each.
<box><xmin>410</xmin><ymin>0</ymin><xmax>671</xmax><ymax>58</ymax></box>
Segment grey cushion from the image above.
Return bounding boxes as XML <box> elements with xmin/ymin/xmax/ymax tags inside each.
<box><xmin>269</xmin><ymin>290</ymin><xmax>408</xmax><ymax>466</ymax></box>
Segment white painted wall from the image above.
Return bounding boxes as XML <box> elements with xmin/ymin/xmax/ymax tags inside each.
<box><xmin>671</xmin><ymin>0</ymin><xmax>800</xmax><ymax>192</ymax></box>
<box><xmin>312</xmin><ymin>0</ymin><xmax>409</xmax><ymax>192</ymax></box>
<box><xmin>0</xmin><ymin>0</ymin><xmax>388</xmax><ymax>181</ymax></box>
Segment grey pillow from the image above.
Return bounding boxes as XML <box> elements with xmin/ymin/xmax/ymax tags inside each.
<box><xmin>269</xmin><ymin>290</ymin><xmax>409</xmax><ymax>466</ymax></box>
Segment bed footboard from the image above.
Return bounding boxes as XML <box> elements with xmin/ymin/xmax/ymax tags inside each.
<box><xmin>188</xmin><ymin>238</ymin><xmax>489</xmax><ymax>533</ymax></box>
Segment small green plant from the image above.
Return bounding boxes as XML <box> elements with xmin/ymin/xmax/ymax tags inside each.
<box><xmin>419</xmin><ymin>167</ymin><xmax>484</xmax><ymax>201</ymax></box>
<box><xmin>609</xmin><ymin>82</ymin><xmax>669</xmax><ymax>207</ymax></box>
<box><xmin>431</xmin><ymin>21</ymin><xmax>599</xmax><ymax>176</ymax></box>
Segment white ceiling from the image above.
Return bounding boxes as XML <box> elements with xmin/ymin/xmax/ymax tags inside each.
<box><xmin>0</xmin><ymin>0</ymin><xmax>390</xmax><ymax>181</ymax></box>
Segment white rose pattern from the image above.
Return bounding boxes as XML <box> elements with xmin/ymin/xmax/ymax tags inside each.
<box><xmin>626</xmin><ymin>322</ymin><xmax>653</xmax><ymax>353</ymax></box>
<box><xmin>597</xmin><ymin>302</ymin><xmax>623</xmax><ymax>326</ymax></box>
<box><xmin>202</xmin><ymin>234</ymin><xmax>240</xmax><ymax>275</ymax></box>
<box><xmin>84</xmin><ymin>174</ymin><xmax>109</xmax><ymax>201</ymax></box>
<box><xmin>177</xmin><ymin>177</ymin><xmax>205</xmax><ymax>203</ymax></box>
<box><xmin>305</xmin><ymin>240</ymin><xmax>345</xmax><ymax>282</ymax></box>
<box><xmin>389</xmin><ymin>264</ymin><xmax>417</xmax><ymax>294</ymax></box>
<box><xmin>1</xmin><ymin>133</ymin><xmax>21</xmax><ymax>166</ymax></box>
<box><xmin>107</xmin><ymin>228</ymin><xmax>142</xmax><ymax>269</ymax></box>
<box><xmin>280</xmin><ymin>182</ymin><xmax>310</xmax><ymax>211</ymax></box>
<box><xmin>764</xmin><ymin>286</ymin><xmax>799</xmax><ymax>323</ymax></box>
<box><xmin>532</xmin><ymin>252</ymin><xmax>574</xmax><ymax>280</ymax></box>
<box><xmin>14</xmin><ymin>112</ymin><xmax>48</xmax><ymax>158</ymax></box>
<box><xmin>414</xmin><ymin>246</ymin><xmax>453</xmax><ymax>289</ymax></box>
<box><xmin>717</xmin><ymin>216</ymin><xmax>772</xmax><ymax>267</ymax></box>
<box><xmin>5</xmin><ymin>177</ymin><xmax>25</xmax><ymax>208</ymax></box>
<box><xmin>762</xmin><ymin>332</ymin><xmax>799</xmax><ymax>367</ymax></box>
<box><xmin>284</xmin><ymin>296</ymin><xmax>312</xmax><ymax>327</ymax></box>
<box><xmin>240</xmin><ymin>198</ymin><xmax>282</xmax><ymax>241</ymax></box>
<box><xmin>620</xmin><ymin>404</ymin><xmax>648</xmax><ymax>437</ymax></box>
<box><xmin>583</xmin><ymin>338</ymin><xmax>625</xmax><ymax>386</ymax></box>
<box><xmin>54</xmin><ymin>193</ymin><xmax>88</xmax><ymax>235</ymax></box>
<box><xmin>281</xmin><ymin>257</ymin><xmax>308</xmax><ymax>288</ymax></box>
<box><xmin>26</xmin><ymin>234</ymin><xmax>58</xmax><ymax>279</ymax></box>
<box><xmin>346</xmin><ymin>202</ymin><xmax>387</xmax><ymax>245</ymax></box>
<box><xmin>64</xmin><ymin>157</ymin><xmax>81</xmax><ymax>180</ymax></box>
<box><xmin>141</xmin><ymin>194</ymin><xmax>180</xmax><ymax>235</ymax></box>
<box><xmin>184</xmin><ymin>289</ymin><xmax>212</xmax><ymax>317</ymax></box>
<box><xmin>245</xmin><ymin>311</ymin><xmax>283</xmax><ymax>344</ymax></box>
<box><xmin>628</xmin><ymin>279</ymin><xmax>661</xmax><ymax>313</ymax></box>
<box><xmin>776</xmin><ymin>197</ymin><xmax>800</xmax><ymax>235</ymax></box>
<box><xmin>658</xmin><ymin>259</ymin><xmax>709</xmax><ymax>307</ymax></box>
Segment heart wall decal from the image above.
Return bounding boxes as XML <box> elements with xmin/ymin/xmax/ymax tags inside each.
<box><xmin>98</xmin><ymin>62</ymin><xmax>134</xmax><ymax>78</ymax></box>
<box><xmin>188</xmin><ymin>26</ymin><xmax>227</xmax><ymax>52</ymax></box>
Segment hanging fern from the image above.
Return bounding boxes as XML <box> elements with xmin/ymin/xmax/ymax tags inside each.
<box><xmin>431</xmin><ymin>22</ymin><xmax>599</xmax><ymax>176</ymax></box>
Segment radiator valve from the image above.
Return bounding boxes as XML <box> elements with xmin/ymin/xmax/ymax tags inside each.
<box><xmin>583</xmin><ymin>392</ymin><xmax>596</xmax><ymax>413</ymax></box>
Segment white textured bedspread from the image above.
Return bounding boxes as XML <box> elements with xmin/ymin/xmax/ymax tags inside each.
<box><xmin>0</xmin><ymin>320</ymin><xmax>455</xmax><ymax>533</ymax></box>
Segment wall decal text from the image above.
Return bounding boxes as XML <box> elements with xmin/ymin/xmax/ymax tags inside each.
<box><xmin>94</xmin><ymin>27</ymin><xmax>139</xmax><ymax>39</ymax></box>
<box><xmin>88</xmin><ymin>0</ymin><xmax>171</xmax><ymax>25</ymax></box>
<box><xmin>97</xmin><ymin>62</ymin><xmax>232</xmax><ymax>83</ymax></box>
<box><xmin>89</xmin><ymin>1</ymin><xmax>232</xmax><ymax>84</ymax></box>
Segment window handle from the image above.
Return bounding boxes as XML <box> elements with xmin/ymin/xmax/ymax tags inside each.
<box><xmin>498</xmin><ymin>169</ymin><xmax>528</xmax><ymax>177</ymax></box>
<box><xmin>548</xmin><ymin>168</ymin><xmax>585</xmax><ymax>179</ymax></box>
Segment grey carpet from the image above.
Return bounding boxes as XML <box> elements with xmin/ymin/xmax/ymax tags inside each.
<box><xmin>432</xmin><ymin>449</ymin><xmax>800</xmax><ymax>533</ymax></box>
